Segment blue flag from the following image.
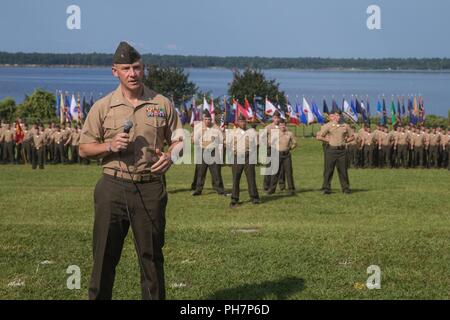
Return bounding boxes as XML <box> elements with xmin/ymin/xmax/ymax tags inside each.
<box><xmin>332</xmin><ymin>99</ymin><xmax>340</xmax><ymax>113</ymax></box>
<box><xmin>64</xmin><ymin>94</ymin><xmax>72</xmax><ymax>122</ymax></box>
<box><xmin>225</xmin><ymin>101</ymin><xmax>235</xmax><ymax>124</ymax></box>
<box><xmin>56</xmin><ymin>91</ymin><xmax>61</xmax><ymax>118</ymax></box>
<box><xmin>323</xmin><ymin>99</ymin><xmax>329</xmax><ymax>114</ymax></box>
<box><xmin>312</xmin><ymin>100</ymin><xmax>325</xmax><ymax>124</ymax></box>
<box><xmin>297</xmin><ymin>102</ymin><xmax>307</xmax><ymax>124</ymax></box>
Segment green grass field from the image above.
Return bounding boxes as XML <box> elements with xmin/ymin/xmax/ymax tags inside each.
<box><xmin>1</xmin><ymin>135</ymin><xmax>449</xmax><ymax>300</ymax></box>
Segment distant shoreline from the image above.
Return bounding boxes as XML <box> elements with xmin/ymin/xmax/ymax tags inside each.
<box><xmin>2</xmin><ymin>64</ymin><xmax>450</xmax><ymax>73</ymax></box>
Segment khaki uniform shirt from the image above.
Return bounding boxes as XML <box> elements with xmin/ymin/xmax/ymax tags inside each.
<box><xmin>361</xmin><ymin>131</ymin><xmax>375</xmax><ymax>146</ymax></box>
<box><xmin>44</xmin><ymin>128</ymin><xmax>54</xmax><ymax>145</ymax></box>
<box><xmin>53</xmin><ymin>131</ymin><xmax>64</xmax><ymax>144</ymax></box>
<box><xmin>412</xmin><ymin>133</ymin><xmax>425</xmax><ymax>147</ymax></box>
<box><xmin>71</xmin><ymin>131</ymin><xmax>81</xmax><ymax>146</ymax></box>
<box><xmin>395</xmin><ymin>131</ymin><xmax>409</xmax><ymax>145</ymax></box>
<box><xmin>24</xmin><ymin>129</ymin><xmax>34</xmax><ymax>142</ymax></box>
<box><xmin>319</xmin><ymin>122</ymin><xmax>352</xmax><ymax>147</ymax></box>
<box><xmin>428</xmin><ymin>133</ymin><xmax>440</xmax><ymax>146</ymax></box>
<box><xmin>379</xmin><ymin>132</ymin><xmax>392</xmax><ymax>147</ymax></box>
<box><xmin>231</xmin><ymin>127</ymin><xmax>258</xmax><ymax>155</ymax></box>
<box><xmin>1</xmin><ymin>129</ymin><xmax>15</xmax><ymax>143</ymax></box>
<box><xmin>80</xmin><ymin>85</ymin><xmax>182</xmax><ymax>173</ymax></box>
<box><xmin>441</xmin><ymin>134</ymin><xmax>450</xmax><ymax>149</ymax></box>
<box><xmin>193</xmin><ymin>123</ymin><xmax>222</xmax><ymax>149</ymax></box>
<box><xmin>347</xmin><ymin>132</ymin><xmax>358</xmax><ymax>146</ymax></box>
<box><xmin>265</xmin><ymin>123</ymin><xmax>280</xmax><ymax>145</ymax></box>
<box><xmin>33</xmin><ymin>132</ymin><xmax>45</xmax><ymax>149</ymax></box>
<box><xmin>278</xmin><ymin>130</ymin><xmax>297</xmax><ymax>152</ymax></box>
<box><xmin>372</xmin><ymin>129</ymin><xmax>381</xmax><ymax>142</ymax></box>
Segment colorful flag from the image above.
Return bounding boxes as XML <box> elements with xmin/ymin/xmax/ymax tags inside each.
<box><xmin>376</xmin><ymin>99</ymin><xmax>382</xmax><ymax>114</ymax></box>
<box><xmin>343</xmin><ymin>98</ymin><xmax>358</xmax><ymax>123</ymax></box>
<box><xmin>323</xmin><ymin>99</ymin><xmax>329</xmax><ymax>114</ymax></box>
<box><xmin>65</xmin><ymin>94</ymin><xmax>72</xmax><ymax>123</ymax></box>
<box><xmin>380</xmin><ymin>98</ymin><xmax>387</xmax><ymax>126</ymax></box>
<box><xmin>237</xmin><ymin>101</ymin><xmax>251</xmax><ymax>120</ymax></box>
<box><xmin>244</xmin><ymin>97</ymin><xmax>254</xmax><ymax>121</ymax></box>
<box><xmin>302</xmin><ymin>97</ymin><xmax>315</xmax><ymax>124</ymax></box>
<box><xmin>15</xmin><ymin>120</ymin><xmax>24</xmax><ymax>144</ymax></box>
<box><xmin>287</xmin><ymin>102</ymin><xmax>299</xmax><ymax>125</ymax></box>
<box><xmin>366</xmin><ymin>97</ymin><xmax>371</xmax><ymax>118</ymax></box>
<box><xmin>297</xmin><ymin>102</ymin><xmax>307</xmax><ymax>125</ymax></box>
<box><xmin>331</xmin><ymin>98</ymin><xmax>340</xmax><ymax>113</ymax></box>
<box><xmin>55</xmin><ymin>91</ymin><xmax>61</xmax><ymax>119</ymax></box>
<box><xmin>253</xmin><ymin>98</ymin><xmax>265</xmax><ymax>122</ymax></box>
<box><xmin>209</xmin><ymin>96</ymin><xmax>215</xmax><ymax>123</ymax></box>
<box><xmin>82</xmin><ymin>95</ymin><xmax>87</xmax><ymax>119</ymax></box>
<box><xmin>225</xmin><ymin>99</ymin><xmax>235</xmax><ymax>124</ymax></box>
<box><xmin>360</xmin><ymin>100</ymin><xmax>368</xmax><ymax>123</ymax></box>
<box><xmin>77</xmin><ymin>93</ymin><xmax>82</xmax><ymax>124</ymax></box>
<box><xmin>265</xmin><ymin>98</ymin><xmax>278</xmax><ymax>116</ymax></box>
<box><xmin>390</xmin><ymin>98</ymin><xmax>397</xmax><ymax>125</ymax></box>
<box><xmin>350</xmin><ymin>97</ymin><xmax>357</xmax><ymax>116</ymax></box>
<box><xmin>419</xmin><ymin>96</ymin><xmax>425</xmax><ymax>123</ymax></box>
<box><xmin>60</xmin><ymin>92</ymin><xmax>65</xmax><ymax>124</ymax></box>
<box><xmin>311</xmin><ymin>100</ymin><xmax>325</xmax><ymax>124</ymax></box>
<box><xmin>401</xmin><ymin>97</ymin><xmax>406</xmax><ymax>116</ymax></box>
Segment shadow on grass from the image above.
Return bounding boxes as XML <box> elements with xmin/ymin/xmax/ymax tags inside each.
<box><xmin>260</xmin><ymin>193</ymin><xmax>297</xmax><ymax>203</ymax></box>
<box><xmin>207</xmin><ymin>276</ymin><xmax>305</xmax><ymax>300</ymax></box>
<box><xmin>168</xmin><ymin>188</ymin><xmax>195</xmax><ymax>194</ymax></box>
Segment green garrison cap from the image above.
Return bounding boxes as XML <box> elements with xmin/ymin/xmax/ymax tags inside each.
<box><xmin>113</xmin><ymin>41</ymin><xmax>141</xmax><ymax>64</ymax></box>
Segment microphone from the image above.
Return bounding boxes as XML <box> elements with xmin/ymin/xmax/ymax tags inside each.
<box><xmin>124</xmin><ymin>119</ymin><xmax>133</xmax><ymax>134</ymax></box>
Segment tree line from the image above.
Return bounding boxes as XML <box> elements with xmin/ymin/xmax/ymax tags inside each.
<box><xmin>1</xmin><ymin>52</ymin><xmax>450</xmax><ymax>70</ymax></box>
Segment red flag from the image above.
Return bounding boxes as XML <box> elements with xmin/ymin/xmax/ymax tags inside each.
<box><xmin>15</xmin><ymin>121</ymin><xmax>24</xmax><ymax>143</ymax></box>
<box><xmin>237</xmin><ymin>101</ymin><xmax>251</xmax><ymax>119</ymax></box>
<box><xmin>244</xmin><ymin>98</ymin><xmax>255</xmax><ymax>121</ymax></box>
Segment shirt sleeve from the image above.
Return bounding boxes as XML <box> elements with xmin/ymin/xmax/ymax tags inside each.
<box><xmin>319</xmin><ymin>124</ymin><xmax>329</xmax><ymax>137</ymax></box>
<box><xmin>79</xmin><ymin>102</ymin><xmax>104</xmax><ymax>144</ymax></box>
<box><xmin>164</xmin><ymin>99</ymin><xmax>183</xmax><ymax>145</ymax></box>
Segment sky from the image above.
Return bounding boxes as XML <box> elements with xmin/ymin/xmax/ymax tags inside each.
<box><xmin>1</xmin><ymin>0</ymin><xmax>450</xmax><ymax>58</ymax></box>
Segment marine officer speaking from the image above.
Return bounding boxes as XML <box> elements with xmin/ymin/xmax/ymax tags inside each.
<box><xmin>79</xmin><ymin>42</ymin><xmax>182</xmax><ymax>300</ymax></box>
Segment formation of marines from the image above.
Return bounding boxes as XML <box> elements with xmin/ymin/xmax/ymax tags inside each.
<box><xmin>0</xmin><ymin>119</ymin><xmax>90</xmax><ymax>168</ymax></box>
<box><xmin>190</xmin><ymin>110</ymin><xmax>298</xmax><ymax>207</ymax></box>
<box><xmin>347</xmin><ymin>123</ymin><xmax>450</xmax><ymax>169</ymax></box>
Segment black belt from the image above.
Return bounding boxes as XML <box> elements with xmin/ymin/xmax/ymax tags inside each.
<box><xmin>328</xmin><ymin>146</ymin><xmax>345</xmax><ymax>150</ymax></box>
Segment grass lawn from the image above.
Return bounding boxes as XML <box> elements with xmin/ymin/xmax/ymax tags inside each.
<box><xmin>1</xmin><ymin>134</ymin><xmax>449</xmax><ymax>300</ymax></box>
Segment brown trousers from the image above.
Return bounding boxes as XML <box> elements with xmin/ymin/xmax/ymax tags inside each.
<box><xmin>89</xmin><ymin>174</ymin><xmax>167</xmax><ymax>300</ymax></box>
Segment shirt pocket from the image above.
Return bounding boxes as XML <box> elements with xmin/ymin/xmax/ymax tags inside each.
<box><xmin>103</xmin><ymin>116</ymin><xmax>124</xmax><ymax>141</ymax></box>
<box><xmin>143</xmin><ymin>117</ymin><xmax>166</xmax><ymax>149</ymax></box>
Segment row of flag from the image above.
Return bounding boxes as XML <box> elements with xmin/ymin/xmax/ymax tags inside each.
<box><xmin>55</xmin><ymin>91</ymin><xmax>95</xmax><ymax>124</ymax></box>
<box><xmin>175</xmin><ymin>95</ymin><xmax>426</xmax><ymax>128</ymax></box>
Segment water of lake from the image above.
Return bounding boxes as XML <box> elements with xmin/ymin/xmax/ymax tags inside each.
<box><xmin>0</xmin><ymin>67</ymin><xmax>449</xmax><ymax>116</ymax></box>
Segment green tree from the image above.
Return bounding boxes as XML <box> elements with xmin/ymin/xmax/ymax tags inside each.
<box><xmin>0</xmin><ymin>97</ymin><xmax>16</xmax><ymax>121</ymax></box>
<box><xmin>424</xmin><ymin>114</ymin><xmax>447</xmax><ymax>128</ymax></box>
<box><xmin>15</xmin><ymin>89</ymin><xmax>56</xmax><ymax>123</ymax></box>
<box><xmin>144</xmin><ymin>65</ymin><xmax>198</xmax><ymax>106</ymax></box>
<box><xmin>228</xmin><ymin>68</ymin><xmax>286</xmax><ymax>105</ymax></box>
